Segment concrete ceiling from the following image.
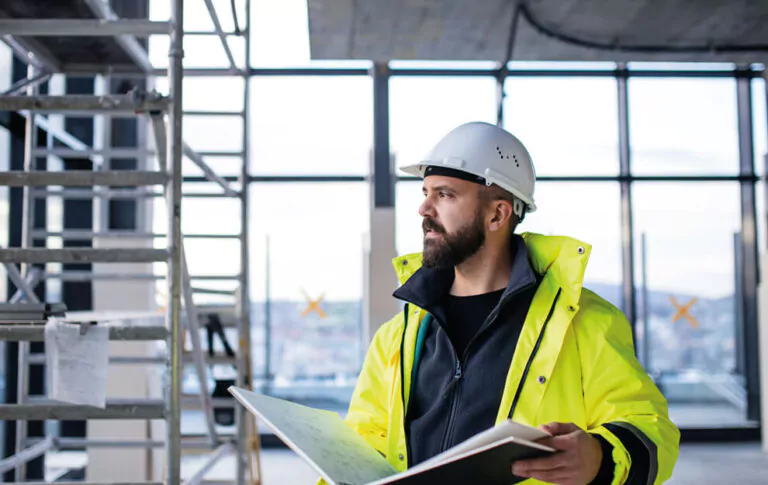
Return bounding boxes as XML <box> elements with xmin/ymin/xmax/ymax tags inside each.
<box><xmin>306</xmin><ymin>0</ymin><xmax>768</xmax><ymax>63</ymax></box>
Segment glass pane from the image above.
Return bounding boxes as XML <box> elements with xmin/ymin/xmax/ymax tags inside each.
<box><xmin>503</xmin><ymin>77</ymin><xmax>619</xmax><ymax>176</ymax></box>
<box><xmin>150</xmin><ymin>0</ymin><xmax>245</xmax><ymax>32</ymax></box>
<box><xmin>508</xmin><ymin>61</ymin><xmax>617</xmax><ymax>71</ymax></box>
<box><xmin>182</xmin><ymin>156</ymin><xmax>243</xmax><ymax>178</ymax></box>
<box><xmin>0</xmin><ymin>41</ymin><xmax>11</xmax><ymax>91</ymax></box>
<box><xmin>183</xmin><ymin>115</ymin><xmax>243</xmax><ymax>153</ymax></box>
<box><xmin>153</xmin><ymin>77</ymin><xmax>245</xmax><ymax>112</ymax></box>
<box><xmin>390</xmin><ymin>60</ymin><xmax>499</xmax><ymax>70</ymax></box>
<box><xmin>152</xmin><ymin>183</ymin><xmax>242</xmax><ymax>290</ymax></box>
<box><xmin>754</xmin><ymin>78</ymin><xmax>767</xmax><ymax>177</ymax></box>
<box><xmin>150</xmin><ymin>36</ymin><xmax>246</xmax><ymax>69</ymax></box>
<box><xmin>249</xmin><ymin>77</ymin><xmax>372</xmax><ymax>175</ymax></box>
<box><xmin>523</xmin><ymin>182</ymin><xmax>622</xmax><ymax>305</ymax></box>
<box><xmin>629</xmin><ymin>78</ymin><xmax>739</xmax><ymax>175</ymax></box>
<box><xmin>250</xmin><ymin>183</ymin><xmax>369</xmax><ymax>409</ymax></box>
<box><xmin>396</xmin><ymin>181</ymin><xmax>622</xmax><ymax>308</ymax></box>
<box><xmin>633</xmin><ymin>182</ymin><xmax>747</xmax><ymax>428</ymax></box>
<box><xmin>391</xmin><ymin>77</ymin><xmax>496</xmax><ymax>170</ymax></box>
<box><xmin>627</xmin><ymin>62</ymin><xmax>736</xmax><ymax>71</ymax></box>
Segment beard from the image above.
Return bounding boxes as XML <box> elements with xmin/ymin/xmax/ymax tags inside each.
<box><xmin>422</xmin><ymin>209</ymin><xmax>486</xmax><ymax>269</ymax></box>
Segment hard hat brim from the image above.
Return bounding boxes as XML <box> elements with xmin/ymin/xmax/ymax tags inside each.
<box><xmin>399</xmin><ymin>163</ymin><xmax>537</xmax><ymax>213</ymax></box>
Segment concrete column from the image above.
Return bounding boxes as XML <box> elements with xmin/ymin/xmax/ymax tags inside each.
<box><xmin>364</xmin><ymin>206</ymin><xmax>400</xmax><ymax>344</ymax></box>
<box><xmin>363</xmin><ymin>62</ymin><xmax>401</xmax><ymax>345</ymax></box>
<box><xmin>759</xmin><ymin>255</ymin><xmax>768</xmax><ymax>453</ymax></box>
<box><xmin>86</xmin><ymin>240</ymin><xmax>161</xmax><ymax>482</ymax></box>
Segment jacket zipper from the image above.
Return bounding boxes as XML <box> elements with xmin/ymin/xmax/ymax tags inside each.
<box><xmin>438</xmin><ymin>347</ymin><xmax>463</xmax><ymax>452</ymax></box>
<box><xmin>508</xmin><ymin>288</ymin><xmax>562</xmax><ymax>419</ymax></box>
<box><xmin>436</xmin><ymin>282</ymin><xmax>536</xmax><ymax>453</ymax></box>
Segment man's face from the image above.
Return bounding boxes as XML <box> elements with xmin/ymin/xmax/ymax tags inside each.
<box><xmin>419</xmin><ymin>175</ymin><xmax>486</xmax><ymax>269</ymax></box>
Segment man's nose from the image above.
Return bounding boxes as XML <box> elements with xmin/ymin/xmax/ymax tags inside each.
<box><xmin>418</xmin><ymin>197</ymin><xmax>434</xmax><ymax>218</ymax></box>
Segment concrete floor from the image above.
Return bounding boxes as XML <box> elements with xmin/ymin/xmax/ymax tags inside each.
<box><xmin>182</xmin><ymin>442</ymin><xmax>768</xmax><ymax>485</ymax></box>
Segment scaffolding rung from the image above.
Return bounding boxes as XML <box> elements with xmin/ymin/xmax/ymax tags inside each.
<box><xmin>0</xmin><ymin>325</ymin><xmax>167</xmax><ymax>342</ymax></box>
<box><xmin>33</xmin><ymin>148</ymin><xmax>155</xmax><ymax>158</ymax></box>
<box><xmin>0</xmin><ymin>19</ymin><xmax>170</xmax><ymax>37</ymax></box>
<box><xmin>32</xmin><ymin>230</ymin><xmax>163</xmax><ymax>239</ymax></box>
<box><xmin>183</xmin><ymin>110</ymin><xmax>244</xmax><ymax>117</ymax></box>
<box><xmin>0</xmin><ymin>171</ymin><xmax>168</xmax><ymax>187</ymax></box>
<box><xmin>29</xmin><ymin>354</ymin><xmax>238</xmax><ymax>366</ymax></box>
<box><xmin>0</xmin><ymin>400</ymin><xmax>165</xmax><ymax>420</ymax></box>
<box><xmin>192</xmin><ymin>287</ymin><xmax>236</xmax><ymax>295</ymax></box>
<box><xmin>27</xmin><ymin>437</ymin><xmax>225</xmax><ymax>449</ymax></box>
<box><xmin>0</xmin><ymin>248</ymin><xmax>168</xmax><ymax>264</ymax></box>
<box><xmin>4</xmin><ymin>483</ymin><xmax>163</xmax><ymax>485</ymax></box>
<box><xmin>34</xmin><ymin>189</ymin><xmax>241</xmax><ymax>199</ymax></box>
<box><xmin>183</xmin><ymin>234</ymin><xmax>242</xmax><ymax>239</ymax></box>
<box><xmin>196</xmin><ymin>151</ymin><xmax>245</xmax><ymax>157</ymax></box>
<box><xmin>0</xmin><ymin>95</ymin><xmax>169</xmax><ymax>113</ymax></box>
<box><xmin>34</xmin><ymin>188</ymin><xmax>162</xmax><ymax>199</ymax></box>
<box><xmin>189</xmin><ymin>275</ymin><xmax>242</xmax><ymax>281</ymax></box>
<box><xmin>41</xmin><ymin>271</ymin><xmax>163</xmax><ymax>282</ymax></box>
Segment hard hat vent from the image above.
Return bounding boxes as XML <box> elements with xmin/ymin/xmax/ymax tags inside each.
<box><xmin>495</xmin><ymin>145</ymin><xmax>520</xmax><ymax>168</ymax></box>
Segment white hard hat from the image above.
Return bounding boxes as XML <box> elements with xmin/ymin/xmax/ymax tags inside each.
<box><xmin>400</xmin><ymin>121</ymin><xmax>537</xmax><ymax>214</ymax></box>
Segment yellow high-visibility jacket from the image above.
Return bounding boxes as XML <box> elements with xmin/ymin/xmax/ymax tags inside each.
<box><xmin>343</xmin><ymin>232</ymin><xmax>680</xmax><ymax>484</ymax></box>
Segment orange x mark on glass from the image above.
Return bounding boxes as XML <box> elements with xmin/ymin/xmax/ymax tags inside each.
<box><xmin>300</xmin><ymin>290</ymin><xmax>327</xmax><ymax>319</ymax></box>
<box><xmin>669</xmin><ymin>296</ymin><xmax>698</xmax><ymax>329</ymax></box>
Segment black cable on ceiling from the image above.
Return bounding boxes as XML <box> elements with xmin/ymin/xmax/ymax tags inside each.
<box><xmin>519</xmin><ymin>1</ymin><xmax>768</xmax><ymax>54</ymax></box>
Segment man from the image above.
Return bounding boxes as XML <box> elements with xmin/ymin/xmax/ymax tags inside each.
<box><xmin>345</xmin><ymin>122</ymin><xmax>679</xmax><ymax>484</ymax></box>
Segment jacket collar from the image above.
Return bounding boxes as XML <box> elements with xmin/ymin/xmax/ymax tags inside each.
<box><xmin>391</xmin><ymin>232</ymin><xmax>591</xmax><ymax>310</ymax></box>
<box><xmin>392</xmin><ymin>234</ymin><xmax>537</xmax><ymax>309</ymax></box>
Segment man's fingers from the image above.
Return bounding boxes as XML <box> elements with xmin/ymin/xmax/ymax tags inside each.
<box><xmin>523</xmin><ymin>469</ymin><xmax>573</xmax><ymax>484</ymax></box>
<box><xmin>540</xmin><ymin>422</ymin><xmax>580</xmax><ymax>436</ymax></box>
<box><xmin>512</xmin><ymin>454</ymin><xmax>568</xmax><ymax>476</ymax></box>
<box><xmin>540</xmin><ymin>431</ymin><xmax>580</xmax><ymax>451</ymax></box>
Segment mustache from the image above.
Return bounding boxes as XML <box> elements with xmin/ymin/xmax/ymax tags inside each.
<box><xmin>422</xmin><ymin>218</ymin><xmax>445</xmax><ymax>234</ymax></box>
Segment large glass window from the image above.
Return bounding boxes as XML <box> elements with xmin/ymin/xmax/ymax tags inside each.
<box><xmin>633</xmin><ymin>182</ymin><xmax>746</xmax><ymax>428</ymax></box>
<box><xmin>523</xmin><ymin>182</ymin><xmax>622</xmax><ymax>304</ymax></box>
<box><xmin>503</xmin><ymin>77</ymin><xmax>619</xmax><ymax>176</ymax></box>
<box><xmin>249</xmin><ymin>183</ymin><xmax>369</xmax><ymax>409</ymax></box>
<box><xmin>390</xmin><ymin>77</ymin><xmax>496</xmax><ymax>169</ymax></box>
<box><xmin>249</xmin><ymin>77</ymin><xmax>373</xmax><ymax>175</ymax></box>
<box><xmin>396</xmin><ymin>181</ymin><xmax>622</xmax><ymax>307</ymax></box>
<box><xmin>629</xmin><ymin>78</ymin><xmax>740</xmax><ymax>175</ymax></box>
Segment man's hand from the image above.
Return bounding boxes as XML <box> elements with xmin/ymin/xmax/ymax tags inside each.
<box><xmin>511</xmin><ymin>422</ymin><xmax>603</xmax><ymax>485</ymax></box>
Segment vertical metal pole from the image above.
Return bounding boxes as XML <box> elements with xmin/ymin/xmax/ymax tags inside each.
<box><xmin>495</xmin><ymin>67</ymin><xmax>506</xmax><ymax>128</ymax></box>
<box><xmin>166</xmin><ymin>0</ymin><xmax>184</xmax><ymax>482</ymax></box>
<box><xmin>734</xmin><ymin>231</ymin><xmax>746</xmax><ymax>377</ymax></box>
<box><xmin>16</xmin><ymin>63</ymin><xmax>39</xmax><ymax>482</ymax></box>
<box><xmin>617</xmin><ymin>64</ymin><xmax>638</xmax><ymax>349</ymax></box>
<box><xmin>264</xmin><ymin>235</ymin><xmax>271</xmax><ymax>391</ymax></box>
<box><xmin>95</xmin><ymin>74</ymin><xmax>112</xmax><ymax>232</ymax></box>
<box><xmin>641</xmin><ymin>232</ymin><xmax>650</xmax><ymax>372</ymax></box>
<box><xmin>372</xmin><ymin>62</ymin><xmax>393</xmax><ymax>209</ymax></box>
<box><xmin>736</xmin><ymin>71</ymin><xmax>760</xmax><ymax>422</ymax></box>
<box><xmin>236</xmin><ymin>0</ymin><xmax>253</xmax><ymax>482</ymax></box>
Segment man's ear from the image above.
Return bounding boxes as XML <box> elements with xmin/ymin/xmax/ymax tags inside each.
<box><xmin>488</xmin><ymin>200</ymin><xmax>514</xmax><ymax>232</ymax></box>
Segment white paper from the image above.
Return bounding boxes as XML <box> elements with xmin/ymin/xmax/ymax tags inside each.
<box><xmin>45</xmin><ymin>320</ymin><xmax>109</xmax><ymax>408</ymax></box>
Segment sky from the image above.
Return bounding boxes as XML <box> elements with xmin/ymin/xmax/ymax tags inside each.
<box><xmin>0</xmin><ymin>0</ymin><xmax>766</xmax><ymax>305</ymax></box>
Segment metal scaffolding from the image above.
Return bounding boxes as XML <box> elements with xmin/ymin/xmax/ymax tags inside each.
<box><xmin>0</xmin><ymin>0</ymin><xmax>256</xmax><ymax>484</ymax></box>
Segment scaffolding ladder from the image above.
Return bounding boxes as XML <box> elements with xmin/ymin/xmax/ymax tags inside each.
<box><xmin>0</xmin><ymin>0</ymin><xmax>256</xmax><ymax>484</ymax></box>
